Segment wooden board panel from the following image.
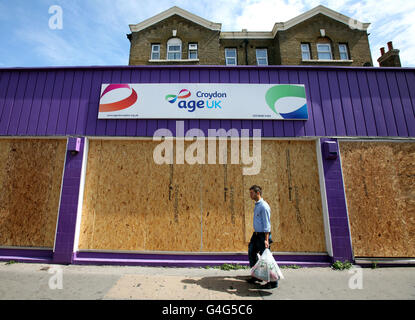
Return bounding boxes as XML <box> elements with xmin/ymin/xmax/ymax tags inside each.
<box><xmin>146</xmin><ymin>139</ymin><xmax>201</xmax><ymax>251</ymax></box>
<box><xmin>77</xmin><ymin>139</ymin><xmax>103</xmax><ymax>249</ymax></box>
<box><xmin>0</xmin><ymin>139</ymin><xmax>66</xmax><ymax>247</ymax></box>
<box><xmin>242</xmin><ymin>140</ymin><xmax>282</xmax><ymax>244</ymax></box>
<box><xmin>340</xmin><ymin>141</ymin><xmax>415</xmax><ymax>257</ymax></box>
<box><xmin>89</xmin><ymin>140</ymin><xmax>149</xmax><ymax>251</ymax></box>
<box><xmin>80</xmin><ymin>140</ymin><xmax>159</xmax><ymax>250</ymax></box>
<box><xmin>78</xmin><ymin>140</ymin><xmax>201</xmax><ymax>251</ymax></box>
<box><xmin>202</xmin><ymin>140</ymin><xmax>247</xmax><ymax>252</ymax></box>
<box><xmin>79</xmin><ymin>139</ymin><xmax>325</xmax><ymax>253</ymax></box>
<box><xmin>243</xmin><ymin>140</ymin><xmax>326</xmax><ymax>252</ymax></box>
<box><xmin>166</xmin><ymin>160</ymin><xmax>201</xmax><ymax>251</ymax></box>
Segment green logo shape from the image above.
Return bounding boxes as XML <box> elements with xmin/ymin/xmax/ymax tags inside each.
<box><xmin>265</xmin><ymin>85</ymin><xmax>306</xmax><ymax>116</ymax></box>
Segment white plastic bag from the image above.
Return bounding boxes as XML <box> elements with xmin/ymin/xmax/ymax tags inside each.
<box><xmin>250</xmin><ymin>248</ymin><xmax>284</xmax><ymax>282</ymax></box>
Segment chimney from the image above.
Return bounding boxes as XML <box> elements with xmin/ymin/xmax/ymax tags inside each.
<box><xmin>378</xmin><ymin>41</ymin><xmax>401</xmax><ymax>67</ymax></box>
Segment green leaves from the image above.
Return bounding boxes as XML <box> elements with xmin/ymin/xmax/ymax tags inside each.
<box><xmin>331</xmin><ymin>260</ymin><xmax>353</xmax><ymax>270</ymax></box>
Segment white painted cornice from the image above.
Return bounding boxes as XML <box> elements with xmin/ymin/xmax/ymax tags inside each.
<box><xmin>129</xmin><ymin>5</ymin><xmax>370</xmax><ymax>38</ymax></box>
<box><xmin>273</xmin><ymin>5</ymin><xmax>370</xmax><ymax>34</ymax></box>
<box><xmin>129</xmin><ymin>6</ymin><xmax>222</xmax><ymax>32</ymax></box>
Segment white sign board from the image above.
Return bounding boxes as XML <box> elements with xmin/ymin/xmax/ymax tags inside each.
<box><xmin>98</xmin><ymin>83</ymin><xmax>308</xmax><ymax>120</ymax></box>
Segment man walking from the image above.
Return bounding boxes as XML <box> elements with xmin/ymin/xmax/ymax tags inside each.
<box><xmin>246</xmin><ymin>185</ymin><xmax>278</xmax><ymax>289</ymax></box>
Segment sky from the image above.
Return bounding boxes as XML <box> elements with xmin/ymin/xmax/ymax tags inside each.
<box><xmin>0</xmin><ymin>0</ymin><xmax>414</xmax><ymax>67</ymax></box>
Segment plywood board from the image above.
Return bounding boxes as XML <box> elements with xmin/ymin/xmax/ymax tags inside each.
<box><xmin>84</xmin><ymin>140</ymin><xmax>149</xmax><ymax>251</ymax></box>
<box><xmin>243</xmin><ymin>140</ymin><xmax>326</xmax><ymax>252</ymax></box>
<box><xmin>340</xmin><ymin>141</ymin><xmax>415</xmax><ymax>257</ymax></box>
<box><xmin>78</xmin><ymin>140</ymin><xmax>201</xmax><ymax>252</ymax></box>
<box><xmin>0</xmin><ymin>139</ymin><xmax>66</xmax><ymax>248</ymax></box>
<box><xmin>78</xmin><ymin>139</ymin><xmax>326</xmax><ymax>253</ymax></box>
<box><xmin>146</xmin><ymin>140</ymin><xmax>201</xmax><ymax>252</ymax></box>
<box><xmin>80</xmin><ymin>140</ymin><xmax>158</xmax><ymax>250</ymax></box>
<box><xmin>77</xmin><ymin>139</ymin><xmax>101</xmax><ymax>250</ymax></box>
<box><xmin>201</xmin><ymin>140</ymin><xmax>247</xmax><ymax>252</ymax></box>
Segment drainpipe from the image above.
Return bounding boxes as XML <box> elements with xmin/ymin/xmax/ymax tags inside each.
<box><xmin>243</xmin><ymin>39</ymin><xmax>249</xmax><ymax>65</ymax></box>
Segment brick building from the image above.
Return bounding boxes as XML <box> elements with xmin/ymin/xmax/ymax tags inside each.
<box><xmin>128</xmin><ymin>5</ymin><xmax>374</xmax><ymax>67</ymax></box>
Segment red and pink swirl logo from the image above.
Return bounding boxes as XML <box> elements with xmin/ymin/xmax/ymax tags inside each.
<box><xmin>99</xmin><ymin>84</ymin><xmax>138</xmax><ymax>112</ymax></box>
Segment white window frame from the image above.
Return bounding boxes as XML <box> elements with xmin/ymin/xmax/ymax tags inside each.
<box><xmin>339</xmin><ymin>44</ymin><xmax>349</xmax><ymax>60</ymax></box>
<box><xmin>317</xmin><ymin>43</ymin><xmax>333</xmax><ymax>60</ymax></box>
<box><xmin>256</xmin><ymin>48</ymin><xmax>268</xmax><ymax>65</ymax></box>
<box><xmin>188</xmin><ymin>43</ymin><xmax>198</xmax><ymax>60</ymax></box>
<box><xmin>167</xmin><ymin>38</ymin><xmax>182</xmax><ymax>60</ymax></box>
<box><xmin>225</xmin><ymin>48</ymin><xmax>237</xmax><ymax>66</ymax></box>
<box><xmin>301</xmin><ymin>43</ymin><xmax>311</xmax><ymax>60</ymax></box>
<box><xmin>151</xmin><ymin>44</ymin><xmax>160</xmax><ymax>60</ymax></box>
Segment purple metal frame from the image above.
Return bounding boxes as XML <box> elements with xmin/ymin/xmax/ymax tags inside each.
<box><xmin>321</xmin><ymin>138</ymin><xmax>353</xmax><ymax>263</ymax></box>
<box><xmin>72</xmin><ymin>251</ymin><xmax>331</xmax><ymax>268</ymax></box>
<box><xmin>53</xmin><ymin>137</ymin><xmax>85</xmax><ymax>264</ymax></box>
<box><xmin>0</xmin><ymin>65</ymin><xmax>414</xmax><ymax>138</ymax></box>
<box><xmin>0</xmin><ymin>248</ymin><xmax>53</xmax><ymax>263</ymax></box>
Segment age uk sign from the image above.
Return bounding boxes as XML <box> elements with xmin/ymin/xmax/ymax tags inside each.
<box><xmin>98</xmin><ymin>83</ymin><xmax>308</xmax><ymax>120</ymax></box>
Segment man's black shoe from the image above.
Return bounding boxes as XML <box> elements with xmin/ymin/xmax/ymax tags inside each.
<box><xmin>245</xmin><ymin>277</ymin><xmax>261</xmax><ymax>284</ymax></box>
<box><xmin>259</xmin><ymin>281</ymin><xmax>278</xmax><ymax>289</ymax></box>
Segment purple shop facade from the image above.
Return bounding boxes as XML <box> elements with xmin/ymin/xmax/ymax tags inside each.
<box><xmin>0</xmin><ymin>65</ymin><xmax>414</xmax><ymax>267</ymax></box>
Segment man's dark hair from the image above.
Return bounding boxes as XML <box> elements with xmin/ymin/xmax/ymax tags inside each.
<box><xmin>249</xmin><ymin>185</ymin><xmax>262</xmax><ymax>196</ymax></box>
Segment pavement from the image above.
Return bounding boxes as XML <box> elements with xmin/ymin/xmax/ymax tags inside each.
<box><xmin>0</xmin><ymin>262</ymin><xmax>414</xmax><ymax>300</ymax></box>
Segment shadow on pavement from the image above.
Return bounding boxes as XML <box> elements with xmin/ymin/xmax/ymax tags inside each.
<box><xmin>181</xmin><ymin>275</ymin><xmax>274</xmax><ymax>298</ymax></box>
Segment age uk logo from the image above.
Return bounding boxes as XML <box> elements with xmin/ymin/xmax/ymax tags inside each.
<box><xmin>165</xmin><ymin>88</ymin><xmax>224</xmax><ymax>113</ymax></box>
<box><xmin>165</xmin><ymin>89</ymin><xmax>191</xmax><ymax>103</ymax></box>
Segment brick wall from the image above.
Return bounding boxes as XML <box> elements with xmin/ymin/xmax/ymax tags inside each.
<box><xmin>219</xmin><ymin>38</ymin><xmax>278</xmax><ymax>65</ymax></box>
<box><xmin>129</xmin><ymin>13</ymin><xmax>373</xmax><ymax>67</ymax></box>
<box><xmin>278</xmin><ymin>14</ymin><xmax>373</xmax><ymax>66</ymax></box>
<box><xmin>129</xmin><ymin>15</ymin><xmax>222</xmax><ymax>65</ymax></box>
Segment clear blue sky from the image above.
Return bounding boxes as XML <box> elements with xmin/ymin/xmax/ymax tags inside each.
<box><xmin>0</xmin><ymin>0</ymin><xmax>414</xmax><ymax>67</ymax></box>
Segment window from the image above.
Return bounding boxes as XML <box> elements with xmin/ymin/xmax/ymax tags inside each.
<box><xmin>151</xmin><ymin>44</ymin><xmax>160</xmax><ymax>60</ymax></box>
<box><xmin>301</xmin><ymin>43</ymin><xmax>311</xmax><ymax>60</ymax></box>
<box><xmin>188</xmin><ymin>43</ymin><xmax>198</xmax><ymax>59</ymax></box>
<box><xmin>225</xmin><ymin>48</ymin><xmax>237</xmax><ymax>65</ymax></box>
<box><xmin>317</xmin><ymin>43</ymin><xmax>332</xmax><ymax>60</ymax></box>
<box><xmin>167</xmin><ymin>38</ymin><xmax>182</xmax><ymax>60</ymax></box>
<box><xmin>339</xmin><ymin>44</ymin><xmax>349</xmax><ymax>60</ymax></box>
<box><xmin>256</xmin><ymin>48</ymin><xmax>268</xmax><ymax>65</ymax></box>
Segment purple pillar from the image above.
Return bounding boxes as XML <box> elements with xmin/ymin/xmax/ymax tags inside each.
<box><xmin>320</xmin><ymin>138</ymin><xmax>353</xmax><ymax>263</ymax></box>
<box><xmin>53</xmin><ymin>137</ymin><xmax>85</xmax><ymax>264</ymax></box>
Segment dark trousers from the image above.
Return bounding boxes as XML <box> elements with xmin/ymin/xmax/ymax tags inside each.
<box><xmin>248</xmin><ymin>232</ymin><xmax>277</xmax><ymax>284</ymax></box>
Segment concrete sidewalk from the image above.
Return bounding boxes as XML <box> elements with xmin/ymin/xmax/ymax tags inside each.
<box><xmin>0</xmin><ymin>262</ymin><xmax>414</xmax><ymax>300</ymax></box>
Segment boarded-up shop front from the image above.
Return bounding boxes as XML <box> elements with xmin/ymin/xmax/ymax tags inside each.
<box><xmin>340</xmin><ymin>141</ymin><xmax>415</xmax><ymax>258</ymax></box>
<box><xmin>78</xmin><ymin>139</ymin><xmax>327</xmax><ymax>253</ymax></box>
<box><xmin>1</xmin><ymin>65</ymin><xmax>414</xmax><ymax>266</ymax></box>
